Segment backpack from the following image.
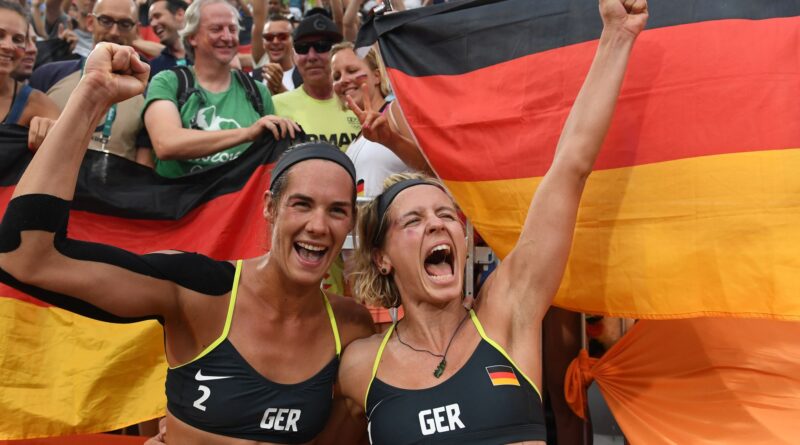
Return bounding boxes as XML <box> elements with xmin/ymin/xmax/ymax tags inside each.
<box><xmin>169</xmin><ymin>66</ymin><xmax>265</xmax><ymax>122</ymax></box>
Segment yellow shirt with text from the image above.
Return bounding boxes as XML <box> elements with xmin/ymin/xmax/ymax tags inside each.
<box><xmin>273</xmin><ymin>87</ymin><xmax>362</xmax><ymax>151</ymax></box>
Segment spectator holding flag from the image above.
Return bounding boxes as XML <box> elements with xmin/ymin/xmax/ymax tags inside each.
<box><xmin>144</xmin><ymin>0</ymin><xmax>299</xmax><ymax>177</ymax></box>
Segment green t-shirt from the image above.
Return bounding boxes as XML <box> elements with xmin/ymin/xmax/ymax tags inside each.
<box><xmin>272</xmin><ymin>87</ymin><xmax>361</xmax><ymax>151</ymax></box>
<box><xmin>144</xmin><ymin>68</ymin><xmax>275</xmax><ymax>178</ymax></box>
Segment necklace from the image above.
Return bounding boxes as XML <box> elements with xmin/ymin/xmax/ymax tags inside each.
<box><xmin>395</xmin><ymin>311</ymin><xmax>470</xmax><ymax>378</ymax></box>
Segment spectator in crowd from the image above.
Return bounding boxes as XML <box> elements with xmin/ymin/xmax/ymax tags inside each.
<box><xmin>272</xmin><ymin>14</ymin><xmax>360</xmax><ymax>151</ymax></box>
<box><xmin>64</xmin><ymin>0</ymin><xmax>94</xmax><ymax>56</ymax></box>
<box><xmin>146</xmin><ymin>0</ymin><xmax>188</xmax><ymax>79</ymax></box>
<box><xmin>11</xmin><ymin>23</ymin><xmax>38</xmax><ymax>82</ymax></box>
<box><xmin>29</xmin><ymin>0</ymin><xmax>86</xmax><ymax>55</ymax></box>
<box><xmin>332</xmin><ymin>43</ymin><xmax>426</xmax><ymax>196</ymax></box>
<box><xmin>231</xmin><ymin>0</ymin><xmax>252</xmax><ymax>45</ymax></box>
<box><xmin>29</xmin><ymin>0</ymin><xmax>153</xmax><ymax>165</ymax></box>
<box><xmin>0</xmin><ymin>0</ymin><xmax>60</xmax><ymax>149</ymax></box>
<box><xmin>31</xmin><ymin>0</ymin><xmax>69</xmax><ymax>38</ymax></box>
<box><xmin>267</xmin><ymin>0</ymin><xmax>286</xmax><ymax>15</ymax></box>
<box><xmin>253</xmin><ymin>14</ymin><xmax>299</xmax><ymax>95</ymax></box>
<box><xmin>28</xmin><ymin>0</ymin><xmax>80</xmax><ymax>64</ymax></box>
<box><xmin>287</xmin><ymin>0</ymin><xmax>302</xmax><ymax>18</ymax></box>
<box><xmin>143</xmin><ymin>0</ymin><xmax>298</xmax><ymax>178</ymax></box>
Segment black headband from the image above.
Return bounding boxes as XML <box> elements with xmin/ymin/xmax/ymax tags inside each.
<box><xmin>374</xmin><ymin>179</ymin><xmax>444</xmax><ymax>245</ymax></box>
<box><xmin>270</xmin><ymin>142</ymin><xmax>356</xmax><ymax>190</ymax></box>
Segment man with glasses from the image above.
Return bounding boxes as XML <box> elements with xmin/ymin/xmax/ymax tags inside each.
<box><xmin>272</xmin><ymin>14</ymin><xmax>361</xmax><ymax>152</ymax></box>
<box><xmin>252</xmin><ymin>14</ymin><xmax>300</xmax><ymax>95</ymax></box>
<box><xmin>29</xmin><ymin>0</ymin><xmax>153</xmax><ymax>166</ymax></box>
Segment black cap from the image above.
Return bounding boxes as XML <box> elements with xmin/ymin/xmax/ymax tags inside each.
<box><xmin>304</xmin><ymin>7</ymin><xmax>332</xmax><ymax>19</ymax></box>
<box><xmin>293</xmin><ymin>14</ymin><xmax>343</xmax><ymax>43</ymax></box>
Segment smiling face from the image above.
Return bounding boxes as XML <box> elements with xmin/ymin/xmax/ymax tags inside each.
<box><xmin>331</xmin><ymin>47</ymin><xmax>381</xmax><ymax>109</ymax></box>
<box><xmin>377</xmin><ymin>185</ymin><xmax>466</xmax><ymax>305</ymax></box>
<box><xmin>148</xmin><ymin>0</ymin><xmax>184</xmax><ymax>46</ymax></box>
<box><xmin>188</xmin><ymin>2</ymin><xmax>239</xmax><ymax>66</ymax></box>
<box><xmin>262</xmin><ymin>19</ymin><xmax>293</xmax><ymax>65</ymax></box>
<box><xmin>0</xmin><ymin>8</ymin><xmax>26</xmax><ymax>77</ymax></box>
<box><xmin>264</xmin><ymin>160</ymin><xmax>355</xmax><ymax>288</ymax></box>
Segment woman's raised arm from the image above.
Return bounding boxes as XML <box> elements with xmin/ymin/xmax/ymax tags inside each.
<box><xmin>0</xmin><ymin>44</ymin><xmax>183</xmax><ymax>321</ymax></box>
<box><xmin>485</xmin><ymin>0</ymin><xmax>648</xmax><ymax>320</ymax></box>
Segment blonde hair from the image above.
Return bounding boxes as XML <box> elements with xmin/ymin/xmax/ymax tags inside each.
<box><xmin>351</xmin><ymin>172</ymin><xmax>451</xmax><ymax>308</ymax></box>
<box><xmin>331</xmin><ymin>41</ymin><xmax>392</xmax><ymax>99</ymax></box>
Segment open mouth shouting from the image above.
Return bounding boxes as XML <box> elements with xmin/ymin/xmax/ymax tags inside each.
<box><xmin>294</xmin><ymin>241</ymin><xmax>328</xmax><ymax>266</ymax></box>
<box><xmin>424</xmin><ymin>243</ymin><xmax>455</xmax><ymax>281</ymax></box>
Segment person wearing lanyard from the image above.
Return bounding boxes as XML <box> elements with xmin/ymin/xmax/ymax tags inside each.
<box><xmin>28</xmin><ymin>0</ymin><xmax>153</xmax><ymax>166</ymax></box>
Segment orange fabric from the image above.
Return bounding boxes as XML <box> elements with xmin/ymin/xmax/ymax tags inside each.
<box><xmin>368</xmin><ymin>305</ymin><xmax>404</xmax><ymax>324</ymax></box>
<box><xmin>571</xmin><ymin>319</ymin><xmax>800</xmax><ymax>444</ymax></box>
<box><xmin>564</xmin><ymin>348</ymin><xmax>598</xmax><ymax>420</ymax></box>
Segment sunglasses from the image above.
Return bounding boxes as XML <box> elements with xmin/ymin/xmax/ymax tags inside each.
<box><xmin>263</xmin><ymin>32</ymin><xmax>290</xmax><ymax>42</ymax></box>
<box><xmin>92</xmin><ymin>14</ymin><xmax>136</xmax><ymax>31</ymax></box>
<box><xmin>293</xmin><ymin>40</ymin><xmax>333</xmax><ymax>55</ymax></box>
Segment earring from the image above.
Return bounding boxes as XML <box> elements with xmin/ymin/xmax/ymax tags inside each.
<box><xmin>380</xmin><ymin>267</ymin><xmax>388</xmax><ymax>275</ymax></box>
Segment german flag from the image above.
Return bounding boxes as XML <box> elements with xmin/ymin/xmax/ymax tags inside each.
<box><xmin>361</xmin><ymin>0</ymin><xmax>800</xmax><ymax>320</ymax></box>
<box><xmin>486</xmin><ymin>365</ymin><xmax>520</xmax><ymax>387</ymax></box>
<box><xmin>0</xmin><ymin>125</ymin><xmax>287</xmax><ymax>438</ymax></box>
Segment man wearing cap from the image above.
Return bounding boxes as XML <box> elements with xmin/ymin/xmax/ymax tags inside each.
<box><xmin>272</xmin><ymin>14</ymin><xmax>361</xmax><ymax>152</ymax></box>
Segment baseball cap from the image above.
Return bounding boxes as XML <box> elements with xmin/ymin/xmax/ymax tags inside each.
<box><xmin>293</xmin><ymin>14</ymin><xmax>343</xmax><ymax>43</ymax></box>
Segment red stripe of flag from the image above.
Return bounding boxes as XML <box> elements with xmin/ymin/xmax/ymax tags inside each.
<box><xmin>390</xmin><ymin>17</ymin><xmax>800</xmax><ymax>182</ymax></box>
<box><xmin>488</xmin><ymin>371</ymin><xmax>516</xmax><ymax>380</ymax></box>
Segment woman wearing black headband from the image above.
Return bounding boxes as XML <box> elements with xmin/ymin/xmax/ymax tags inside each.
<box><xmin>0</xmin><ymin>43</ymin><xmax>374</xmax><ymax>444</ymax></box>
<box><xmin>338</xmin><ymin>0</ymin><xmax>648</xmax><ymax>444</ymax></box>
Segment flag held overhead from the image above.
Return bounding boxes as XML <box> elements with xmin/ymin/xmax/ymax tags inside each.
<box><xmin>364</xmin><ymin>0</ymin><xmax>800</xmax><ymax>320</ymax></box>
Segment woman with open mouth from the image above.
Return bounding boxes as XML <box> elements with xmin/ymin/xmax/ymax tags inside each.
<box><xmin>330</xmin><ymin>41</ymin><xmax>431</xmax><ymax>332</ymax></box>
<box><xmin>0</xmin><ymin>42</ymin><xmax>375</xmax><ymax>444</ymax></box>
<box><xmin>338</xmin><ymin>0</ymin><xmax>648</xmax><ymax>443</ymax></box>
